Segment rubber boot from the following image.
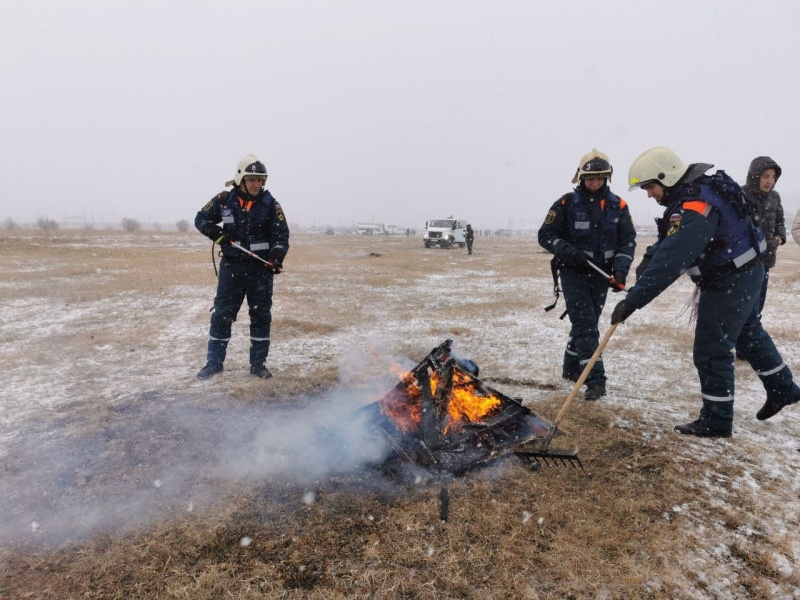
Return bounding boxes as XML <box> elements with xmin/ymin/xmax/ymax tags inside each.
<box><xmin>207</xmin><ymin>338</ymin><xmax>229</xmax><ymax>365</ymax></box>
<box><xmin>197</xmin><ymin>362</ymin><xmax>223</xmax><ymax>380</ymax></box>
<box><xmin>757</xmin><ymin>382</ymin><xmax>800</xmax><ymax>420</ymax></box>
<box><xmin>250</xmin><ymin>339</ymin><xmax>270</xmax><ymax>370</ymax></box>
<box><xmin>676</xmin><ymin>399</ymin><xmax>733</xmax><ymax>437</ymax></box>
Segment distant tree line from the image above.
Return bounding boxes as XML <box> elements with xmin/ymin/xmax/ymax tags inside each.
<box><xmin>1</xmin><ymin>217</ymin><xmax>197</xmax><ymax>232</ymax></box>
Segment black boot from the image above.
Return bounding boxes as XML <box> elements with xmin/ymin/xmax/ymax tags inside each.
<box><xmin>757</xmin><ymin>395</ymin><xmax>799</xmax><ymax>421</ymax></box>
<box><xmin>197</xmin><ymin>362</ymin><xmax>223</xmax><ymax>380</ymax></box>
<box><xmin>562</xmin><ymin>370</ymin><xmax>580</xmax><ymax>383</ymax></box>
<box><xmin>250</xmin><ymin>364</ymin><xmax>273</xmax><ymax>379</ymax></box>
<box><xmin>674</xmin><ymin>420</ymin><xmax>731</xmax><ymax>438</ymax></box>
<box><xmin>584</xmin><ymin>384</ymin><xmax>606</xmax><ymax>400</ymax></box>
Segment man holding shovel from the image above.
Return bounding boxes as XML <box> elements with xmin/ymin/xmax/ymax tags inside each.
<box><xmin>613</xmin><ymin>147</ymin><xmax>800</xmax><ymax>437</ymax></box>
<box><xmin>194</xmin><ymin>154</ymin><xmax>290</xmax><ymax>380</ymax></box>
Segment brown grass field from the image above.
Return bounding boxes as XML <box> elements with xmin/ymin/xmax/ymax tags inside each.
<box><xmin>1</xmin><ymin>229</ymin><xmax>799</xmax><ymax>599</ymax></box>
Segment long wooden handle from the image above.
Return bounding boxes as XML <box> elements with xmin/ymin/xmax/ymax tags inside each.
<box><xmin>553</xmin><ymin>322</ymin><xmax>619</xmax><ymax>426</ymax></box>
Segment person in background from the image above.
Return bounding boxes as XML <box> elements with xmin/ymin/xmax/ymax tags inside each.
<box><xmin>614</xmin><ymin>147</ymin><xmax>799</xmax><ymax>437</ymax></box>
<box><xmin>465</xmin><ymin>224</ymin><xmax>474</xmax><ymax>254</ymax></box>
<box><xmin>792</xmin><ymin>209</ymin><xmax>800</xmax><ymax>245</ymax></box>
<box><xmin>741</xmin><ymin>156</ymin><xmax>786</xmax><ymax>314</ymax></box>
<box><xmin>538</xmin><ymin>149</ymin><xmax>637</xmax><ymax>400</ymax></box>
<box><xmin>194</xmin><ymin>154</ymin><xmax>290</xmax><ymax>380</ymax></box>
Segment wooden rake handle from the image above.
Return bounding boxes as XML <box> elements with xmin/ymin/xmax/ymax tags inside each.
<box><xmin>553</xmin><ymin>322</ymin><xmax>620</xmax><ymax>427</ymax></box>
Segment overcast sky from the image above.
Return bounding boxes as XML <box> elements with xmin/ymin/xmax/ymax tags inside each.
<box><xmin>2</xmin><ymin>0</ymin><xmax>799</xmax><ymax>231</ymax></box>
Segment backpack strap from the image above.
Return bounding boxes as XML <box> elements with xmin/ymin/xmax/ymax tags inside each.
<box><xmin>544</xmin><ymin>255</ymin><xmax>561</xmax><ymax>313</ymax></box>
<box><xmin>544</xmin><ymin>192</ymin><xmax>574</xmax><ymax>319</ymax></box>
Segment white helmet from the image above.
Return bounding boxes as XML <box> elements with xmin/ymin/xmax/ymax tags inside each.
<box><xmin>628</xmin><ymin>147</ymin><xmax>688</xmax><ymax>191</ymax></box>
<box><xmin>572</xmin><ymin>148</ymin><xmax>613</xmax><ymax>184</ymax></box>
<box><xmin>225</xmin><ymin>154</ymin><xmax>268</xmax><ymax>187</ymax></box>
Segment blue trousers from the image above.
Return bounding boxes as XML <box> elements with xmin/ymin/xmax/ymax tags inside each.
<box><xmin>560</xmin><ymin>269</ymin><xmax>609</xmax><ymax>386</ymax></box>
<box><xmin>757</xmin><ymin>268</ymin><xmax>770</xmax><ymax>315</ymax></box>
<box><xmin>697</xmin><ymin>260</ymin><xmax>797</xmax><ymax>430</ymax></box>
<box><xmin>207</xmin><ymin>258</ymin><xmax>274</xmax><ymax>367</ymax></box>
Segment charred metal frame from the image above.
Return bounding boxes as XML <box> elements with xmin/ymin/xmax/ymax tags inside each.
<box><xmin>358</xmin><ymin>339</ymin><xmax>582</xmax><ymax>482</ymax></box>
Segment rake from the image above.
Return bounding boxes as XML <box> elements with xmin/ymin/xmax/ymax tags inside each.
<box><xmin>515</xmin><ymin>322</ymin><xmax>620</xmax><ymax>469</ymax></box>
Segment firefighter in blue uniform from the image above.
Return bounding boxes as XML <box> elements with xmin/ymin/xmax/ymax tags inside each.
<box><xmin>195</xmin><ymin>154</ymin><xmax>290</xmax><ymax>380</ymax></box>
<box><xmin>612</xmin><ymin>147</ymin><xmax>800</xmax><ymax>437</ymax></box>
<box><xmin>538</xmin><ymin>149</ymin><xmax>637</xmax><ymax>400</ymax></box>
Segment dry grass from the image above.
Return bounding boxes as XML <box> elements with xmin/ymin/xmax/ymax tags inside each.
<box><xmin>3</xmin><ymin>403</ymin><xmax>688</xmax><ymax>600</ymax></box>
<box><xmin>1</xmin><ymin>229</ymin><xmax>798</xmax><ymax>599</ymax></box>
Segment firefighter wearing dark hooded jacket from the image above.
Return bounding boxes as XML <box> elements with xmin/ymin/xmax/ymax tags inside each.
<box><xmin>195</xmin><ymin>154</ymin><xmax>290</xmax><ymax>380</ymax></box>
<box><xmin>538</xmin><ymin>149</ymin><xmax>637</xmax><ymax>400</ymax></box>
<box><xmin>613</xmin><ymin>147</ymin><xmax>800</xmax><ymax>438</ymax></box>
<box><xmin>741</xmin><ymin>156</ymin><xmax>786</xmax><ymax>314</ymax></box>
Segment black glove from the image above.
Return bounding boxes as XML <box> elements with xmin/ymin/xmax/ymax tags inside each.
<box><xmin>563</xmin><ymin>247</ymin><xmax>589</xmax><ymax>268</ymax></box>
<box><xmin>635</xmin><ymin>256</ymin><xmax>652</xmax><ymax>281</ymax></box>
<box><xmin>611</xmin><ymin>300</ymin><xmax>636</xmax><ymax>324</ymax></box>
<box><xmin>202</xmin><ymin>223</ymin><xmax>223</xmax><ymax>238</ymax></box>
<box><xmin>611</xmin><ymin>271</ymin><xmax>626</xmax><ymax>292</ymax></box>
<box><xmin>214</xmin><ymin>233</ymin><xmax>232</xmax><ymax>246</ymax></box>
<box><xmin>268</xmin><ymin>248</ymin><xmax>284</xmax><ymax>274</ymax></box>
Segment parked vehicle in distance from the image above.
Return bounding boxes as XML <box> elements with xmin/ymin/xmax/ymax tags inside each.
<box><xmin>356</xmin><ymin>223</ymin><xmax>386</xmax><ymax>235</ymax></box>
<box><xmin>424</xmin><ymin>218</ymin><xmax>467</xmax><ymax>249</ymax></box>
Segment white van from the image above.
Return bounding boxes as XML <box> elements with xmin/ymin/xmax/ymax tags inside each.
<box><xmin>423</xmin><ymin>218</ymin><xmax>467</xmax><ymax>249</ymax></box>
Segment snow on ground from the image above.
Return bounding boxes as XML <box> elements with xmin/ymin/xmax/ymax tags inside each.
<box><xmin>1</xmin><ymin>231</ymin><xmax>799</xmax><ymax>597</ymax></box>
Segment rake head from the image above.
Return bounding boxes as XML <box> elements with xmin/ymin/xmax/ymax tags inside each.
<box><xmin>515</xmin><ymin>447</ymin><xmax>584</xmax><ymax>470</ymax></box>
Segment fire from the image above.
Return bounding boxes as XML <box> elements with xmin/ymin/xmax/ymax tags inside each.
<box><xmin>377</xmin><ymin>366</ymin><xmax>502</xmax><ymax>435</ymax></box>
<box><xmin>378</xmin><ymin>382</ymin><xmax>422</xmax><ymax>434</ymax></box>
<box><xmin>443</xmin><ymin>370</ymin><xmax>502</xmax><ymax>433</ymax></box>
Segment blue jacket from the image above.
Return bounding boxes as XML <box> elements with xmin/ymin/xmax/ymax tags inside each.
<box><xmin>195</xmin><ymin>188</ymin><xmax>290</xmax><ymax>262</ymax></box>
<box><xmin>538</xmin><ymin>185</ymin><xmax>637</xmax><ymax>274</ymax></box>
<box><xmin>627</xmin><ymin>169</ymin><xmax>766</xmax><ymax>308</ymax></box>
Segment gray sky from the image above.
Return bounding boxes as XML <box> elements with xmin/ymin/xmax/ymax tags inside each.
<box><xmin>2</xmin><ymin>0</ymin><xmax>799</xmax><ymax>230</ymax></box>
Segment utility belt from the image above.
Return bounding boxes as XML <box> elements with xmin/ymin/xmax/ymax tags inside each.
<box><xmin>687</xmin><ymin>243</ymin><xmax>763</xmax><ymax>286</ymax></box>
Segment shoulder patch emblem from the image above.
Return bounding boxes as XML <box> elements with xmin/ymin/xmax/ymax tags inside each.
<box><xmin>274</xmin><ymin>201</ymin><xmax>286</xmax><ymax>222</ymax></box>
<box><xmin>667</xmin><ymin>213</ymin><xmax>682</xmax><ymax>236</ymax></box>
<box><xmin>544</xmin><ymin>210</ymin><xmax>557</xmax><ymax>225</ymax></box>
<box><xmin>202</xmin><ymin>200</ymin><xmax>213</xmax><ymax>212</ymax></box>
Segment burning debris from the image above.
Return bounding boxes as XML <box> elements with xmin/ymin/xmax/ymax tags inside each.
<box><xmin>356</xmin><ymin>340</ymin><xmax>582</xmax><ymax>484</ymax></box>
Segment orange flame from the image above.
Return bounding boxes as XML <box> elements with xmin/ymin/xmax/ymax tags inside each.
<box><xmin>443</xmin><ymin>370</ymin><xmax>502</xmax><ymax>433</ymax></box>
<box><xmin>377</xmin><ymin>367</ymin><xmax>502</xmax><ymax>435</ymax></box>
